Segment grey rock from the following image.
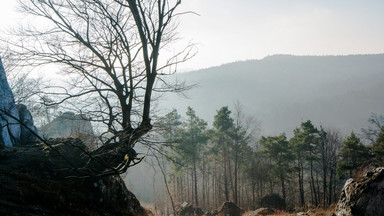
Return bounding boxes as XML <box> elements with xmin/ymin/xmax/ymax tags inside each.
<box><xmin>17</xmin><ymin>104</ymin><xmax>39</xmax><ymax>145</ymax></box>
<box><xmin>0</xmin><ymin>57</ymin><xmax>20</xmax><ymax>146</ymax></box>
<box><xmin>176</xmin><ymin>202</ymin><xmax>204</xmax><ymax>216</ymax></box>
<box><xmin>40</xmin><ymin>112</ymin><xmax>93</xmax><ymax>138</ymax></box>
<box><xmin>39</xmin><ymin>111</ymin><xmax>95</xmax><ymax>149</ymax></box>
<box><xmin>244</xmin><ymin>208</ymin><xmax>275</xmax><ymax>216</ymax></box>
<box><xmin>336</xmin><ymin>167</ymin><xmax>384</xmax><ymax>216</ymax></box>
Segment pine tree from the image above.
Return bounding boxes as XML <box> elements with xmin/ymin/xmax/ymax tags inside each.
<box><xmin>371</xmin><ymin>126</ymin><xmax>384</xmax><ymax>165</ymax></box>
<box><xmin>338</xmin><ymin>132</ymin><xmax>371</xmax><ymax>178</ymax></box>
<box><xmin>260</xmin><ymin>134</ymin><xmax>293</xmax><ymax>206</ymax></box>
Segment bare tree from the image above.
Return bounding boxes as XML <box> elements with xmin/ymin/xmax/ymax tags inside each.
<box><xmin>232</xmin><ymin>102</ymin><xmax>260</xmax><ymax>205</ymax></box>
<box><xmin>0</xmin><ymin>47</ymin><xmax>42</xmax><ymax>112</ymax></box>
<box><xmin>361</xmin><ymin>113</ymin><xmax>384</xmax><ymax>143</ymax></box>
<box><xmin>325</xmin><ymin>128</ymin><xmax>342</xmax><ymax>205</ymax></box>
<box><xmin>5</xmin><ymin>0</ymin><xmax>194</xmax><ymax>176</ymax></box>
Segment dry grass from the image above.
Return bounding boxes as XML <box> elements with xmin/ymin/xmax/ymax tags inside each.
<box><xmin>244</xmin><ymin>204</ymin><xmax>336</xmax><ymax>216</ymax></box>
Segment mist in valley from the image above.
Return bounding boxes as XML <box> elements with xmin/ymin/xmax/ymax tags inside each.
<box><xmin>0</xmin><ymin>0</ymin><xmax>384</xmax><ymax>216</ymax></box>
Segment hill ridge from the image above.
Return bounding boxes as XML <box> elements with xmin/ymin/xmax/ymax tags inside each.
<box><xmin>161</xmin><ymin>54</ymin><xmax>384</xmax><ymax>137</ymax></box>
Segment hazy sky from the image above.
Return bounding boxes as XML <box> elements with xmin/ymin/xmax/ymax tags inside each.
<box><xmin>1</xmin><ymin>0</ymin><xmax>384</xmax><ymax>71</ymax></box>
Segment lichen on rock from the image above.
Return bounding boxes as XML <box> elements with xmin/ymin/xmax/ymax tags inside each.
<box><xmin>336</xmin><ymin>167</ymin><xmax>384</xmax><ymax>216</ymax></box>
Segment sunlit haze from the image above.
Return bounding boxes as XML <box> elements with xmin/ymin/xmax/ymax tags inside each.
<box><xmin>1</xmin><ymin>1</ymin><xmax>384</xmax><ymax>71</ymax></box>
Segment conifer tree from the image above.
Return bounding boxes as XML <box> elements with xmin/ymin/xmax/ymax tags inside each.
<box><xmin>338</xmin><ymin>132</ymin><xmax>371</xmax><ymax>178</ymax></box>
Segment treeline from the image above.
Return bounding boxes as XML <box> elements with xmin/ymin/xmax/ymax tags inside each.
<box><xmin>154</xmin><ymin>107</ymin><xmax>384</xmax><ymax>211</ymax></box>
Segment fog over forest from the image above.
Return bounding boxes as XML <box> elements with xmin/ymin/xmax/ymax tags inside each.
<box><xmin>162</xmin><ymin>54</ymin><xmax>384</xmax><ymax>137</ymax></box>
<box><xmin>1</xmin><ymin>0</ymin><xmax>384</xmax><ymax>216</ymax></box>
<box><xmin>126</xmin><ymin>53</ymin><xmax>384</xmax><ymax>208</ymax></box>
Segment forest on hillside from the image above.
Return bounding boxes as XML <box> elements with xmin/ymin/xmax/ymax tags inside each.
<box><xmin>140</xmin><ymin>106</ymin><xmax>384</xmax><ymax>214</ymax></box>
<box><xmin>1</xmin><ymin>0</ymin><xmax>383</xmax><ymax>215</ymax></box>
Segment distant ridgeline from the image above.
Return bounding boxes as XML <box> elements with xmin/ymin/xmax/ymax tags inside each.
<box><xmin>163</xmin><ymin>54</ymin><xmax>384</xmax><ymax>136</ymax></box>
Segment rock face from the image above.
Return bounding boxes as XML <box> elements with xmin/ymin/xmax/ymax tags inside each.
<box><xmin>39</xmin><ymin>112</ymin><xmax>95</xmax><ymax>148</ymax></box>
<box><xmin>0</xmin><ymin>138</ymin><xmax>150</xmax><ymax>216</ymax></box>
<box><xmin>336</xmin><ymin>167</ymin><xmax>384</xmax><ymax>216</ymax></box>
<box><xmin>0</xmin><ymin>57</ymin><xmax>20</xmax><ymax>146</ymax></box>
<box><xmin>40</xmin><ymin>112</ymin><xmax>94</xmax><ymax>137</ymax></box>
<box><xmin>17</xmin><ymin>104</ymin><xmax>39</xmax><ymax>145</ymax></box>
<box><xmin>0</xmin><ymin>57</ymin><xmax>39</xmax><ymax>147</ymax></box>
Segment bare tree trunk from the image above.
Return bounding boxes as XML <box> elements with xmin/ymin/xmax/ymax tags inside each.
<box><xmin>309</xmin><ymin>152</ymin><xmax>318</xmax><ymax>206</ymax></box>
<box><xmin>186</xmin><ymin>172</ymin><xmax>190</xmax><ymax>203</ymax></box>
<box><xmin>202</xmin><ymin>162</ymin><xmax>206</xmax><ymax>208</ymax></box>
<box><xmin>234</xmin><ymin>147</ymin><xmax>239</xmax><ymax>205</ymax></box>
<box><xmin>328</xmin><ymin>167</ymin><xmax>334</xmax><ymax>204</ymax></box>
<box><xmin>180</xmin><ymin>177</ymin><xmax>184</xmax><ymax>203</ymax></box>
<box><xmin>193</xmin><ymin>158</ymin><xmax>199</xmax><ymax>207</ymax></box>
<box><xmin>298</xmin><ymin>156</ymin><xmax>305</xmax><ymax>206</ymax></box>
<box><xmin>224</xmin><ymin>152</ymin><xmax>230</xmax><ymax>201</ymax></box>
<box><xmin>323</xmin><ymin>161</ymin><xmax>328</xmax><ymax>207</ymax></box>
<box><xmin>153</xmin><ymin>153</ymin><xmax>176</xmax><ymax>216</ymax></box>
<box><xmin>316</xmin><ymin>172</ymin><xmax>321</xmax><ymax>206</ymax></box>
<box><xmin>280</xmin><ymin>174</ymin><xmax>286</xmax><ymax>208</ymax></box>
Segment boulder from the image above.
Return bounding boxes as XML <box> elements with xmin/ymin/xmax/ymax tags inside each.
<box><xmin>258</xmin><ymin>193</ymin><xmax>286</xmax><ymax>210</ymax></box>
<box><xmin>244</xmin><ymin>208</ymin><xmax>275</xmax><ymax>216</ymax></box>
<box><xmin>176</xmin><ymin>202</ymin><xmax>204</xmax><ymax>216</ymax></box>
<box><xmin>17</xmin><ymin>104</ymin><xmax>39</xmax><ymax>145</ymax></box>
<box><xmin>335</xmin><ymin>167</ymin><xmax>384</xmax><ymax>216</ymax></box>
<box><xmin>0</xmin><ymin>57</ymin><xmax>20</xmax><ymax>146</ymax></box>
<box><xmin>207</xmin><ymin>209</ymin><xmax>218</xmax><ymax>216</ymax></box>
<box><xmin>195</xmin><ymin>207</ymin><xmax>205</xmax><ymax>216</ymax></box>
<box><xmin>216</xmin><ymin>201</ymin><xmax>243</xmax><ymax>216</ymax></box>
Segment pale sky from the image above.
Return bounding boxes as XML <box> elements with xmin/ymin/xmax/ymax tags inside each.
<box><xmin>1</xmin><ymin>0</ymin><xmax>384</xmax><ymax>71</ymax></box>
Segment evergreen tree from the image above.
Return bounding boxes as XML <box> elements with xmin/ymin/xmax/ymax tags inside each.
<box><xmin>183</xmin><ymin>107</ymin><xmax>208</xmax><ymax>206</ymax></box>
<box><xmin>157</xmin><ymin>108</ymin><xmax>182</xmax><ymax>142</ymax></box>
<box><xmin>338</xmin><ymin>132</ymin><xmax>371</xmax><ymax>178</ymax></box>
<box><xmin>289</xmin><ymin>120</ymin><xmax>320</xmax><ymax>206</ymax></box>
<box><xmin>260</xmin><ymin>134</ymin><xmax>293</xmax><ymax>205</ymax></box>
<box><xmin>211</xmin><ymin>106</ymin><xmax>235</xmax><ymax>202</ymax></box>
<box><xmin>371</xmin><ymin>126</ymin><xmax>384</xmax><ymax>165</ymax></box>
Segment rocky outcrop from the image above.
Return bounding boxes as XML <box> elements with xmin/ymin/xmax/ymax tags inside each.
<box><xmin>39</xmin><ymin>112</ymin><xmax>95</xmax><ymax>149</ymax></box>
<box><xmin>16</xmin><ymin>104</ymin><xmax>39</xmax><ymax>145</ymax></box>
<box><xmin>0</xmin><ymin>57</ymin><xmax>39</xmax><ymax>147</ymax></box>
<box><xmin>0</xmin><ymin>57</ymin><xmax>20</xmax><ymax>146</ymax></box>
<box><xmin>0</xmin><ymin>138</ymin><xmax>150</xmax><ymax>216</ymax></box>
<box><xmin>39</xmin><ymin>112</ymin><xmax>94</xmax><ymax>137</ymax></box>
<box><xmin>336</xmin><ymin>167</ymin><xmax>384</xmax><ymax>216</ymax></box>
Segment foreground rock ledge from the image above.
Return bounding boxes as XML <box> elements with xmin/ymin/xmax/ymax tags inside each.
<box><xmin>336</xmin><ymin>167</ymin><xmax>384</xmax><ymax>216</ymax></box>
<box><xmin>0</xmin><ymin>138</ymin><xmax>150</xmax><ymax>216</ymax></box>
